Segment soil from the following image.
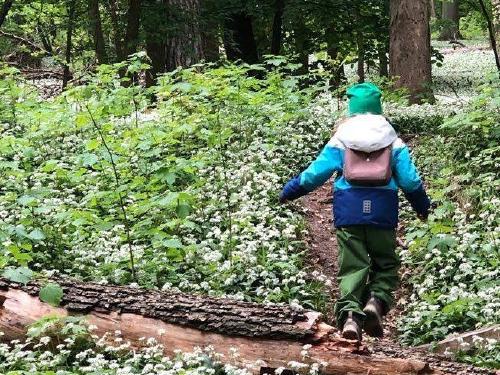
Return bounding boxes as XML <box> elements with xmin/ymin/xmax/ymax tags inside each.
<box><xmin>302</xmin><ymin>181</ymin><xmax>495</xmax><ymax>375</ymax></box>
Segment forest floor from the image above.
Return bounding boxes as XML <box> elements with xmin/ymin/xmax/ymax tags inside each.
<box><xmin>302</xmin><ymin>183</ymin><xmax>495</xmax><ymax>375</ymax></box>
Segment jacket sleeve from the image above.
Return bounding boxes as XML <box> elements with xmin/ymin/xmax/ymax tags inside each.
<box><xmin>393</xmin><ymin>146</ymin><xmax>431</xmax><ymax>216</ymax></box>
<box><xmin>280</xmin><ymin>143</ymin><xmax>343</xmax><ymax>202</ymax></box>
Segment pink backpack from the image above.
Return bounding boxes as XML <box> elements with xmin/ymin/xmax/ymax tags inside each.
<box><xmin>344</xmin><ymin>146</ymin><xmax>392</xmax><ymax>186</ymax></box>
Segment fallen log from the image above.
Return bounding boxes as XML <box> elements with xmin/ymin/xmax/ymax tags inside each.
<box><xmin>0</xmin><ymin>278</ymin><xmax>438</xmax><ymax>375</ymax></box>
<box><xmin>417</xmin><ymin>325</ymin><xmax>500</xmax><ymax>355</ymax></box>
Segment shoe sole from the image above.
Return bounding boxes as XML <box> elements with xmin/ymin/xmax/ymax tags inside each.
<box><xmin>363</xmin><ymin>305</ymin><xmax>384</xmax><ymax>338</ymax></box>
<box><xmin>342</xmin><ymin>329</ymin><xmax>361</xmax><ymax>341</ymax></box>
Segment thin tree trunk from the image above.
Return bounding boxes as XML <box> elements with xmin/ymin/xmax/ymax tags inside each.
<box><xmin>0</xmin><ymin>0</ymin><xmax>14</xmax><ymax>28</ymax></box>
<box><xmin>62</xmin><ymin>0</ymin><xmax>76</xmax><ymax>88</ymax></box>
<box><xmin>144</xmin><ymin>0</ymin><xmax>167</xmax><ymax>86</ymax></box>
<box><xmin>166</xmin><ymin>0</ymin><xmax>205</xmax><ymax>71</ymax></box>
<box><xmin>494</xmin><ymin>0</ymin><xmax>500</xmax><ymax>61</ymax></box>
<box><xmin>223</xmin><ymin>12</ymin><xmax>258</xmax><ymax>64</ymax></box>
<box><xmin>124</xmin><ymin>0</ymin><xmax>141</xmax><ymax>58</ymax></box>
<box><xmin>357</xmin><ymin>34</ymin><xmax>365</xmax><ymax>83</ymax></box>
<box><xmin>89</xmin><ymin>0</ymin><xmax>108</xmax><ymax>64</ymax></box>
<box><xmin>201</xmin><ymin>30</ymin><xmax>219</xmax><ymax>62</ymax></box>
<box><xmin>429</xmin><ymin>0</ymin><xmax>436</xmax><ymax>18</ymax></box>
<box><xmin>479</xmin><ymin>0</ymin><xmax>500</xmax><ymax>72</ymax></box>
<box><xmin>106</xmin><ymin>0</ymin><xmax>124</xmax><ymax>61</ymax></box>
<box><xmin>379</xmin><ymin>43</ymin><xmax>389</xmax><ymax>77</ymax></box>
<box><xmin>438</xmin><ymin>0</ymin><xmax>461</xmax><ymax>40</ymax></box>
<box><xmin>326</xmin><ymin>27</ymin><xmax>346</xmax><ymax>89</ymax></box>
<box><xmin>293</xmin><ymin>17</ymin><xmax>309</xmax><ymax>75</ymax></box>
<box><xmin>270</xmin><ymin>0</ymin><xmax>285</xmax><ymax>55</ymax></box>
<box><xmin>390</xmin><ymin>0</ymin><xmax>434</xmax><ymax>103</ymax></box>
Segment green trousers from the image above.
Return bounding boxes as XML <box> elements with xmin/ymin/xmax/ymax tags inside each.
<box><xmin>334</xmin><ymin>226</ymin><xmax>400</xmax><ymax>326</ymax></box>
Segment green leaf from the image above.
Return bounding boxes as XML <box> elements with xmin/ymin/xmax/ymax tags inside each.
<box><xmin>82</xmin><ymin>153</ymin><xmax>99</xmax><ymax>167</ymax></box>
<box><xmin>163</xmin><ymin>238</ymin><xmax>183</xmax><ymax>248</ymax></box>
<box><xmin>2</xmin><ymin>267</ymin><xmax>34</xmax><ymax>284</ymax></box>
<box><xmin>17</xmin><ymin>195</ymin><xmax>37</xmax><ymax>206</ymax></box>
<box><xmin>28</xmin><ymin>228</ymin><xmax>46</xmax><ymax>241</ymax></box>
<box><xmin>39</xmin><ymin>283</ymin><xmax>64</xmax><ymax>307</ymax></box>
<box><xmin>86</xmin><ymin>139</ymin><xmax>100</xmax><ymax>151</ymax></box>
<box><xmin>176</xmin><ymin>202</ymin><xmax>191</xmax><ymax>219</ymax></box>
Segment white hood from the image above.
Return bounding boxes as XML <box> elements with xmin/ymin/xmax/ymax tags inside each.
<box><xmin>335</xmin><ymin>114</ymin><xmax>397</xmax><ymax>153</ymax></box>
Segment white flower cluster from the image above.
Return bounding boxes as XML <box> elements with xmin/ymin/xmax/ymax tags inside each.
<box><xmin>0</xmin><ymin>328</ymin><xmax>251</xmax><ymax>374</ymax></box>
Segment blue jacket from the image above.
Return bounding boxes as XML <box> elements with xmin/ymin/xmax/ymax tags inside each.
<box><xmin>280</xmin><ymin>114</ymin><xmax>430</xmax><ymax>229</ymax></box>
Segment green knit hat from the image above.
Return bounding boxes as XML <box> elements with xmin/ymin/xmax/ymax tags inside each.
<box><xmin>347</xmin><ymin>82</ymin><xmax>383</xmax><ymax>116</ymax></box>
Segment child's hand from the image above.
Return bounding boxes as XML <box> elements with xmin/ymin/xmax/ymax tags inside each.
<box><xmin>279</xmin><ymin>192</ymin><xmax>288</xmax><ymax>204</ymax></box>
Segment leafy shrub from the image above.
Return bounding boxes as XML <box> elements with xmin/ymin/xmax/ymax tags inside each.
<box><xmin>398</xmin><ymin>77</ymin><xmax>500</xmax><ymax>349</ymax></box>
<box><xmin>0</xmin><ymin>58</ymin><xmax>335</xmax><ymax>309</ymax></box>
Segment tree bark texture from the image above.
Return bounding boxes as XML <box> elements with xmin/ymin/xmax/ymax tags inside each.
<box><xmin>495</xmin><ymin>0</ymin><xmax>500</xmax><ymax>51</ymax></box>
<box><xmin>389</xmin><ymin>0</ymin><xmax>434</xmax><ymax>103</ymax></box>
<box><xmin>165</xmin><ymin>0</ymin><xmax>205</xmax><ymax>71</ymax></box>
<box><xmin>270</xmin><ymin>0</ymin><xmax>285</xmax><ymax>55</ymax></box>
<box><xmin>438</xmin><ymin>0</ymin><xmax>461</xmax><ymax>40</ymax></box>
<box><xmin>0</xmin><ymin>0</ymin><xmax>14</xmax><ymax>28</ymax></box>
<box><xmin>62</xmin><ymin>0</ymin><xmax>76</xmax><ymax>88</ymax></box>
<box><xmin>0</xmin><ymin>278</ymin><xmax>439</xmax><ymax>375</ymax></box>
<box><xmin>89</xmin><ymin>0</ymin><xmax>108</xmax><ymax>64</ymax></box>
<box><xmin>429</xmin><ymin>0</ymin><xmax>436</xmax><ymax>18</ymax></box>
<box><xmin>223</xmin><ymin>12</ymin><xmax>259</xmax><ymax>64</ymax></box>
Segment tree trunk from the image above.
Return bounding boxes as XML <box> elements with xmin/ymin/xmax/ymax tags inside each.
<box><xmin>326</xmin><ymin>28</ymin><xmax>346</xmax><ymax>89</ymax></box>
<box><xmin>62</xmin><ymin>0</ymin><xmax>76</xmax><ymax>88</ymax></box>
<box><xmin>495</xmin><ymin>0</ymin><xmax>500</xmax><ymax>51</ymax></box>
<box><xmin>270</xmin><ymin>0</ymin><xmax>285</xmax><ymax>55</ymax></box>
<box><xmin>357</xmin><ymin>34</ymin><xmax>365</xmax><ymax>83</ymax></box>
<box><xmin>438</xmin><ymin>0</ymin><xmax>461</xmax><ymax>40</ymax></box>
<box><xmin>429</xmin><ymin>0</ymin><xmax>436</xmax><ymax>18</ymax></box>
<box><xmin>106</xmin><ymin>0</ymin><xmax>124</xmax><ymax>61</ymax></box>
<box><xmin>390</xmin><ymin>0</ymin><xmax>434</xmax><ymax>103</ymax></box>
<box><xmin>379</xmin><ymin>42</ymin><xmax>389</xmax><ymax>77</ymax></box>
<box><xmin>293</xmin><ymin>17</ymin><xmax>309</xmax><ymax>75</ymax></box>
<box><xmin>165</xmin><ymin>0</ymin><xmax>205</xmax><ymax>71</ymax></box>
<box><xmin>0</xmin><ymin>278</ymin><xmax>439</xmax><ymax>375</ymax></box>
<box><xmin>223</xmin><ymin>12</ymin><xmax>259</xmax><ymax>64</ymax></box>
<box><xmin>143</xmin><ymin>0</ymin><xmax>167</xmax><ymax>86</ymax></box>
<box><xmin>481</xmin><ymin>0</ymin><xmax>500</xmax><ymax>72</ymax></box>
<box><xmin>0</xmin><ymin>0</ymin><xmax>14</xmax><ymax>28</ymax></box>
<box><xmin>124</xmin><ymin>0</ymin><xmax>141</xmax><ymax>58</ymax></box>
<box><xmin>89</xmin><ymin>0</ymin><xmax>108</xmax><ymax>64</ymax></box>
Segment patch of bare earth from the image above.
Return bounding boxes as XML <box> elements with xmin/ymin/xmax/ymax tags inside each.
<box><xmin>302</xmin><ymin>181</ymin><xmax>495</xmax><ymax>375</ymax></box>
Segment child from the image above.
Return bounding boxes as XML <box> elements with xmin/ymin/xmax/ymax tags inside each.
<box><xmin>279</xmin><ymin>83</ymin><xmax>430</xmax><ymax>341</ymax></box>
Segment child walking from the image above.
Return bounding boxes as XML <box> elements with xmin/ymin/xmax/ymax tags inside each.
<box><xmin>279</xmin><ymin>83</ymin><xmax>430</xmax><ymax>341</ymax></box>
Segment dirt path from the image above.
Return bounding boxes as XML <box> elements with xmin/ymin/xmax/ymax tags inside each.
<box><xmin>302</xmin><ymin>182</ymin><xmax>495</xmax><ymax>375</ymax></box>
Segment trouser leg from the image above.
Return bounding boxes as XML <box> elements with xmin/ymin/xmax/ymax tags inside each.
<box><xmin>334</xmin><ymin>226</ymin><xmax>370</xmax><ymax>327</ymax></box>
<box><xmin>365</xmin><ymin>227</ymin><xmax>400</xmax><ymax>312</ymax></box>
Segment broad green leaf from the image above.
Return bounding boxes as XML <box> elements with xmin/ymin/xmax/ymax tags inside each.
<box><xmin>82</xmin><ymin>153</ymin><xmax>99</xmax><ymax>167</ymax></box>
<box><xmin>39</xmin><ymin>283</ymin><xmax>64</xmax><ymax>307</ymax></box>
<box><xmin>86</xmin><ymin>139</ymin><xmax>100</xmax><ymax>151</ymax></box>
<box><xmin>17</xmin><ymin>195</ymin><xmax>37</xmax><ymax>206</ymax></box>
<box><xmin>163</xmin><ymin>239</ymin><xmax>183</xmax><ymax>248</ymax></box>
<box><xmin>2</xmin><ymin>267</ymin><xmax>33</xmax><ymax>284</ymax></box>
<box><xmin>28</xmin><ymin>229</ymin><xmax>46</xmax><ymax>241</ymax></box>
<box><xmin>176</xmin><ymin>202</ymin><xmax>191</xmax><ymax>219</ymax></box>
